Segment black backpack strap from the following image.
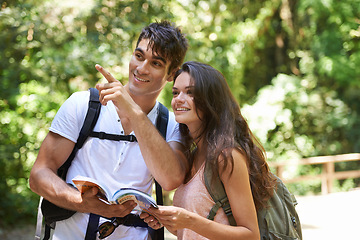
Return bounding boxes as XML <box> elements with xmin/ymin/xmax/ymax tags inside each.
<box><xmin>85</xmin><ymin>213</ymin><xmax>100</xmax><ymax>240</ymax></box>
<box><xmin>89</xmin><ymin>131</ymin><xmax>137</xmax><ymax>142</ymax></box>
<box><xmin>156</xmin><ymin>103</ymin><xmax>169</xmax><ymax>140</ymax></box>
<box><xmin>43</xmin><ymin>225</ymin><xmax>51</xmax><ymax>240</ymax></box>
<box><xmin>151</xmin><ymin>102</ymin><xmax>169</xmax><ymax>240</ymax></box>
<box><xmin>204</xmin><ymin>162</ymin><xmax>237</xmax><ymax>226</ymax></box>
<box><xmin>154</xmin><ymin>102</ymin><xmax>169</xmax><ymax>206</ymax></box>
<box><xmin>77</xmin><ymin>88</ymin><xmax>102</xmax><ymax>147</ymax></box>
<box><xmin>57</xmin><ymin>87</ymin><xmax>101</xmax><ymax>179</ymax></box>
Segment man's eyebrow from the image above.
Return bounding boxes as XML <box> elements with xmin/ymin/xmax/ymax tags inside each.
<box><xmin>153</xmin><ymin>55</ymin><xmax>167</xmax><ymax>64</ymax></box>
<box><xmin>135</xmin><ymin>47</ymin><xmax>167</xmax><ymax>64</ymax></box>
<box><xmin>135</xmin><ymin>47</ymin><xmax>145</xmax><ymax>55</ymax></box>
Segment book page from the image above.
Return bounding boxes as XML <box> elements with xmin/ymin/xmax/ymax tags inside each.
<box><xmin>72</xmin><ymin>176</ymin><xmax>109</xmax><ymax>201</ymax></box>
<box><xmin>112</xmin><ymin>188</ymin><xmax>157</xmax><ymax>210</ymax></box>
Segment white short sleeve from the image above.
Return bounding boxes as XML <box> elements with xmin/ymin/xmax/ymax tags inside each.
<box><xmin>49</xmin><ymin>91</ymin><xmax>89</xmax><ymax>143</ymax></box>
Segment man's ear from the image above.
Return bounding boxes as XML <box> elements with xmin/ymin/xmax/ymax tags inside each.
<box><xmin>166</xmin><ymin>68</ymin><xmax>179</xmax><ymax>82</ymax></box>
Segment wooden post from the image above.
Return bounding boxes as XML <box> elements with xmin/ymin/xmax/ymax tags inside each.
<box><xmin>268</xmin><ymin>153</ymin><xmax>360</xmax><ymax>195</ymax></box>
<box><xmin>322</xmin><ymin>161</ymin><xmax>335</xmax><ymax>194</ymax></box>
<box><xmin>276</xmin><ymin>165</ymin><xmax>284</xmax><ymax>179</ymax></box>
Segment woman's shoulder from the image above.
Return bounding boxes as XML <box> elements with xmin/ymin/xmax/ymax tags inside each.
<box><xmin>218</xmin><ymin>147</ymin><xmax>249</xmax><ymax>182</ymax></box>
<box><xmin>217</xmin><ymin>147</ymin><xmax>247</xmax><ymax>166</ymax></box>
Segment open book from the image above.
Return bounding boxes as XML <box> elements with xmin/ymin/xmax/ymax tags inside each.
<box><xmin>72</xmin><ymin>175</ymin><xmax>158</xmax><ymax>212</ymax></box>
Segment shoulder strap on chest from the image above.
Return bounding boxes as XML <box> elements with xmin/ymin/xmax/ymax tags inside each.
<box><xmin>153</xmin><ymin>102</ymin><xmax>169</xmax><ymax>207</ymax></box>
<box><xmin>156</xmin><ymin>102</ymin><xmax>169</xmax><ymax>139</ymax></box>
<box><xmin>204</xmin><ymin>162</ymin><xmax>237</xmax><ymax>226</ymax></box>
<box><xmin>57</xmin><ymin>88</ymin><xmax>101</xmax><ymax>179</ymax></box>
<box><xmin>152</xmin><ymin>102</ymin><xmax>169</xmax><ymax>240</ymax></box>
<box><xmin>77</xmin><ymin>88</ymin><xmax>102</xmax><ymax>148</ymax></box>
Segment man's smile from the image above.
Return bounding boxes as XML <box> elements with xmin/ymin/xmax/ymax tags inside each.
<box><xmin>134</xmin><ymin>74</ymin><xmax>150</xmax><ymax>82</ymax></box>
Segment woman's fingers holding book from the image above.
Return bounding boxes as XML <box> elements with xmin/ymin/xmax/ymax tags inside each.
<box><xmin>139</xmin><ymin>211</ymin><xmax>150</xmax><ymax>219</ymax></box>
<box><xmin>140</xmin><ymin>212</ymin><xmax>162</xmax><ymax>229</ymax></box>
<box><xmin>150</xmin><ymin>206</ymin><xmax>192</xmax><ymax>230</ymax></box>
<box><xmin>148</xmin><ymin>220</ymin><xmax>163</xmax><ymax>230</ymax></box>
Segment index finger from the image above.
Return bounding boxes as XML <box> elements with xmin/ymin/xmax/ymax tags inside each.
<box><xmin>95</xmin><ymin>64</ymin><xmax>118</xmax><ymax>83</ymax></box>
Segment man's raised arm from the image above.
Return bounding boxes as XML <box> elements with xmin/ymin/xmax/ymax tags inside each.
<box><xmin>95</xmin><ymin>64</ymin><xmax>188</xmax><ymax>190</ymax></box>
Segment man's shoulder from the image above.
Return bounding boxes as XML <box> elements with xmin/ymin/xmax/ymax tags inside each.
<box><xmin>62</xmin><ymin>90</ymin><xmax>92</xmax><ymax>111</ymax></box>
<box><xmin>167</xmin><ymin>109</ymin><xmax>177</xmax><ymax>123</ymax></box>
<box><xmin>68</xmin><ymin>90</ymin><xmax>90</xmax><ymax>102</ymax></box>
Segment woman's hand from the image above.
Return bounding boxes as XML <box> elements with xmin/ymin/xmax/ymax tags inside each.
<box><xmin>148</xmin><ymin>205</ymin><xmax>194</xmax><ymax>233</ymax></box>
<box><xmin>140</xmin><ymin>211</ymin><xmax>163</xmax><ymax>230</ymax></box>
<box><xmin>141</xmin><ymin>206</ymin><xmax>191</xmax><ymax>236</ymax></box>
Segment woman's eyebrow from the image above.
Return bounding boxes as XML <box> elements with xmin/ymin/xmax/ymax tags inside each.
<box><xmin>172</xmin><ymin>86</ymin><xmax>194</xmax><ymax>90</ymax></box>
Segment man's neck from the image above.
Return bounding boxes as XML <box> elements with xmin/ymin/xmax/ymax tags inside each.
<box><xmin>124</xmin><ymin>84</ymin><xmax>158</xmax><ymax>115</ymax></box>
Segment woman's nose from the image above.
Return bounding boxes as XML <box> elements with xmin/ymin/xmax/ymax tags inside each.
<box><xmin>175</xmin><ymin>92</ymin><xmax>186</xmax><ymax>102</ymax></box>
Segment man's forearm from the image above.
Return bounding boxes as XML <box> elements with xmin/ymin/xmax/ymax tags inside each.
<box><xmin>30</xmin><ymin>167</ymin><xmax>83</xmax><ymax>212</ymax></box>
<box><xmin>132</xmin><ymin>112</ymin><xmax>188</xmax><ymax>190</ymax></box>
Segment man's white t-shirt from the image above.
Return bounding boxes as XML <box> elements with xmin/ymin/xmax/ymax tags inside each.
<box><xmin>49</xmin><ymin>90</ymin><xmax>181</xmax><ymax>240</ymax></box>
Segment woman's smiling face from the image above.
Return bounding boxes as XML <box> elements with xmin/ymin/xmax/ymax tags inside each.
<box><xmin>171</xmin><ymin>72</ymin><xmax>203</xmax><ymax>134</ymax></box>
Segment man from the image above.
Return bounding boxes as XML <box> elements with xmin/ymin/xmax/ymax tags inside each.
<box><xmin>29</xmin><ymin>20</ymin><xmax>189</xmax><ymax>239</ymax></box>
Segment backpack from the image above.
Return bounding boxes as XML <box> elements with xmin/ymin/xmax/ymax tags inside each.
<box><xmin>204</xmin><ymin>161</ymin><xmax>302</xmax><ymax>240</ymax></box>
<box><xmin>37</xmin><ymin>88</ymin><xmax>168</xmax><ymax>240</ymax></box>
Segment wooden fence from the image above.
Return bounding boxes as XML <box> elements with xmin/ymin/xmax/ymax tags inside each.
<box><xmin>268</xmin><ymin>153</ymin><xmax>360</xmax><ymax>194</ymax></box>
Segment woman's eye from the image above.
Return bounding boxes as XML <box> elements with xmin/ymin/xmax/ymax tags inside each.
<box><xmin>172</xmin><ymin>91</ymin><xmax>179</xmax><ymax>96</ymax></box>
<box><xmin>187</xmin><ymin>90</ymin><xmax>194</xmax><ymax>97</ymax></box>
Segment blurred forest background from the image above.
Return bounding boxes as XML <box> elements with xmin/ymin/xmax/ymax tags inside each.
<box><xmin>1</xmin><ymin>0</ymin><xmax>359</xmax><ymax>228</ymax></box>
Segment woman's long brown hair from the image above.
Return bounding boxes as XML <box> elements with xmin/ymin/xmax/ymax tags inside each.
<box><xmin>174</xmin><ymin>61</ymin><xmax>276</xmax><ymax>210</ymax></box>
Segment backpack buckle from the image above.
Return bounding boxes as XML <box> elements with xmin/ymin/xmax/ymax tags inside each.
<box><xmin>98</xmin><ymin>132</ymin><xmax>106</xmax><ymax>139</ymax></box>
<box><xmin>128</xmin><ymin>135</ymin><xmax>137</xmax><ymax>142</ymax></box>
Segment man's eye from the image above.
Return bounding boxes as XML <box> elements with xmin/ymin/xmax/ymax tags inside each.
<box><xmin>153</xmin><ymin>61</ymin><xmax>162</xmax><ymax>67</ymax></box>
<box><xmin>135</xmin><ymin>53</ymin><xmax>143</xmax><ymax>59</ymax></box>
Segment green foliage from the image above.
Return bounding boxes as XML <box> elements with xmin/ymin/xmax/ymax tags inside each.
<box><xmin>243</xmin><ymin>74</ymin><xmax>354</xmax><ymax>160</ymax></box>
<box><xmin>0</xmin><ymin>80</ymin><xmax>67</xmax><ymax>226</ymax></box>
<box><xmin>1</xmin><ymin>0</ymin><xmax>360</xmax><ymax>226</ymax></box>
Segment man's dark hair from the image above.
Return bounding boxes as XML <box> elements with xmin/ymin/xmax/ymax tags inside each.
<box><xmin>136</xmin><ymin>20</ymin><xmax>188</xmax><ymax>74</ymax></box>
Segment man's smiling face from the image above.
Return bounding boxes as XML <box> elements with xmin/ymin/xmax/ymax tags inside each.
<box><xmin>128</xmin><ymin>39</ymin><xmax>173</xmax><ymax>97</ymax></box>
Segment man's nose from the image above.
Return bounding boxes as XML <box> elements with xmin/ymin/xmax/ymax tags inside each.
<box><xmin>137</xmin><ymin>60</ymin><xmax>150</xmax><ymax>75</ymax></box>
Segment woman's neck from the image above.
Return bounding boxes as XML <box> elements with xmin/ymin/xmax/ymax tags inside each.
<box><xmin>192</xmin><ymin>140</ymin><xmax>207</xmax><ymax>169</ymax></box>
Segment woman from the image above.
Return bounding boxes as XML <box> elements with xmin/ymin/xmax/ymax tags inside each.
<box><xmin>144</xmin><ymin>61</ymin><xmax>276</xmax><ymax>240</ymax></box>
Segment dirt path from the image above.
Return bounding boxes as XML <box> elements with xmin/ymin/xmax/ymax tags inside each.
<box><xmin>296</xmin><ymin>188</ymin><xmax>360</xmax><ymax>240</ymax></box>
<box><xmin>2</xmin><ymin>188</ymin><xmax>359</xmax><ymax>239</ymax></box>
